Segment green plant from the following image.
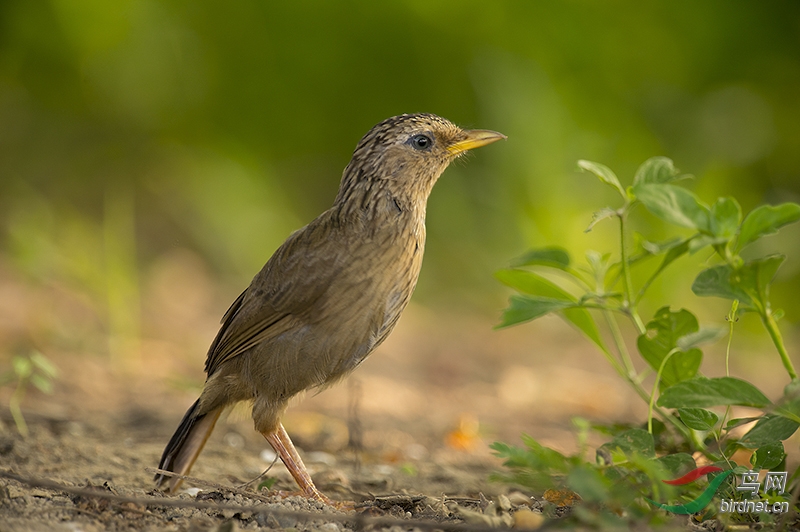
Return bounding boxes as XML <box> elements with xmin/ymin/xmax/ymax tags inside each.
<box><xmin>493</xmin><ymin>157</ymin><xmax>800</xmax><ymax>526</ymax></box>
<box><xmin>1</xmin><ymin>351</ymin><xmax>57</xmax><ymax>437</ymax></box>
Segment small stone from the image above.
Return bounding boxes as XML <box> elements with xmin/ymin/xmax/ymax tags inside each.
<box><xmin>224</xmin><ymin>432</ymin><xmax>245</xmax><ymax>449</ymax></box>
<box><xmin>215</xmin><ymin>521</ymin><xmax>238</xmax><ymax>532</ymax></box>
<box><xmin>275</xmin><ymin>515</ymin><xmax>298</xmax><ymax>528</ymax></box>
<box><xmin>7</xmin><ymin>485</ymin><xmax>25</xmax><ymax>499</ymax></box>
<box><xmin>260</xmin><ymin>449</ymin><xmax>278</xmax><ymax>463</ymax></box>
<box><xmin>320</xmin><ymin>522</ymin><xmax>339</xmax><ymax>532</ymax></box>
<box><xmin>478</xmin><ymin>492</ymin><xmax>490</xmax><ymax>510</ymax></box>
<box><xmin>498</xmin><ymin>494</ymin><xmax>512</xmax><ymax>511</ymax></box>
<box><xmin>514</xmin><ymin>509</ymin><xmax>544</xmax><ymax>530</ymax></box>
<box><xmin>507</xmin><ymin>492</ymin><xmax>533</xmax><ymax>506</ymax></box>
<box><xmin>306</xmin><ymin>451</ymin><xmax>336</xmax><ymax>465</ymax></box>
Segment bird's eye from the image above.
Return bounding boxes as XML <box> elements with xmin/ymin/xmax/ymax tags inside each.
<box><xmin>409</xmin><ymin>134</ymin><xmax>433</xmax><ymax>151</ymax></box>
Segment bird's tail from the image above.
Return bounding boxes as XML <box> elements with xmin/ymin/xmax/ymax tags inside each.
<box><xmin>155</xmin><ymin>399</ymin><xmax>222</xmax><ymax>493</ymax></box>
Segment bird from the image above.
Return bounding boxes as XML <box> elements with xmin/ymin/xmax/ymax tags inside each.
<box><xmin>154</xmin><ymin>113</ymin><xmax>505</xmax><ymax>503</ymax></box>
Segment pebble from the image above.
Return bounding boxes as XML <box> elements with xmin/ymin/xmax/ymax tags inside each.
<box><xmin>507</xmin><ymin>491</ymin><xmax>533</xmax><ymax>506</ymax></box>
<box><xmin>498</xmin><ymin>493</ymin><xmax>512</xmax><ymax>511</ymax></box>
<box><xmin>260</xmin><ymin>449</ymin><xmax>278</xmax><ymax>463</ymax></box>
<box><xmin>224</xmin><ymin>432</ymin><xmax>245</xmax><ymax>449</ymax></box>
<box><xmin>513</xmin><ymin>508</ymin><xmax>544</xmax><ymax>530</ymax></box>
<box><xmin>373</xmin><ymin>465</ymin><xmax>393</xmax><ymax>476</ymax></box>
<box><xmin>306</xmin><ymin>451</ymin><xmax>336</xmax><ymax>465</ymax></box>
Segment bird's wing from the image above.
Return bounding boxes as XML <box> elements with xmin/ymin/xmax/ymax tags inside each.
<box><xmin>203</xmin><ymin>216</ymin><xmax>345</xmax><ymax>377</ymax></box>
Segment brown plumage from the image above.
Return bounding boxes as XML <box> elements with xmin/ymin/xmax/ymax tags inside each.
<box><xmin>155</xmin><ymin>113</ymin><xmax>505</xmax><ymax>502</ymax></box>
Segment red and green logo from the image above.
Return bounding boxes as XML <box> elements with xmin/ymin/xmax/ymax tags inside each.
<box><xmin>647</xmin><ymin>466</ymin><xmax>734</xmax><ymax>514</ymax></box>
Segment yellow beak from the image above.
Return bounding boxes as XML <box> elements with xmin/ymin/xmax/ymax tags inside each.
<box><xmin>447</xmin><ymin>129</ymin><xmax>507</xmax><ymax>155</ymax></box>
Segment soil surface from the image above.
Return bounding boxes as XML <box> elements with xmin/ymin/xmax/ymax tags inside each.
<box><xmin>0</xmin><ymin>259</ymin><xmax>796</xmax><ymax>531</ymax></box>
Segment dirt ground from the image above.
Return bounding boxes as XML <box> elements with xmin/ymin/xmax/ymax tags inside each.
<box><xmin>0</xmin><ymin>256</ymin><xmax>797</xmax><ymax>531</ymax></box>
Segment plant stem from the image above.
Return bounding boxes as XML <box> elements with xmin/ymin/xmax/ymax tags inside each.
<box><xmin>10</xmin><ymin>382</ymin><xmax>29</xmax><ymax>437</ymax></box>
<box><xmin>763</xmin><ymin>310</ymin><xmax>797</xmax><ymax>380</ymax></box>
<box><xmin>601</xmin><ymin>311</ymin><xmax>691</xmax><ymax>439</ymax></box>
<box><xmin>648</xmin><ymin>349</ymin><xmax>678</xmax><ymax>434</ymax></box>
<box><xmin>604</xmin><ymin>310</ymin><xmax>637</xmax><ymax>378</ymax></box>
<box><xmin>725</xmin><ymin>300</ymin><xmax>738</xmax><ymax>378</ymax></box>
<box><xmin>618</xmin><ymin>211</ymin><xmax>646</xmax><ymax>334</ymax></box>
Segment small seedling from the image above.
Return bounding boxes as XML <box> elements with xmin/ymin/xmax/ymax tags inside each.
<box><xmin>1</xmin><ymin>351</ymin><xmax>57</xmax><ymax>437</ymax></box>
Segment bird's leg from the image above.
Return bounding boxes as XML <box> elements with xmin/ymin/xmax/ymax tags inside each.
<box><xmin>262</xmin><ymin>423</ymin><xmax>333</xmax><ymax>505</ymax></box>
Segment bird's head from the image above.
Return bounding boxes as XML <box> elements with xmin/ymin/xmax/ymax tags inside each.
<box><xmin>337</xmin><ymin>113</ymin><xmax>505</xmax><ymax>205</ymax></box>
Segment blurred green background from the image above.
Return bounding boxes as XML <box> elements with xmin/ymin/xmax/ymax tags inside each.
<box><xmin>1</xmin><ymin>0</ymin><xmax>800</xmax><ymax>362</ymax></box>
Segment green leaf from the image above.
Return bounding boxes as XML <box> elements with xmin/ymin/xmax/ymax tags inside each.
<box><xmin>585</xmin><ymin>207</ymin><xmax>618</xmax><ymax>232</ymax></box>
<box><xmin>633</xmin><ymin>183</ymin><xmax>710</xmax><ymax>232</ymax></box>
<box><xmin>657</xmin><ymin>349</ymin><xmax>702</xmax><ymax>389</ymax></box>
<box><xmin>749</xmin><ymin>256</ymin><xmax>781</xmax><ymax>297</ymax></box>
<box><xmin>29</xmin><ymin>373</ymin><xmax>53</xmax><ymax>394</ymax></box>
<box><xmin>692</xmin><ymin>264</ymin><xmax>753</xmax><ymax>306</ymax></box>
<box><xmin>751</xmin><ymin>442</ymin><xmax>785</xmax><ymax>471</ymax></box>
<box><xmin>636</xmin><ymin>239</ymin><xmax>692</xmax><ymax>303</ymax></box>
<box><xmin>598</xmin><ymin>428</ymin><xmax>656</xmax><ymax>461</ymax></box>
<box><xmin>578</xmin><ymin>160</ymin><xmax>625</xmax><ymax>199</ymax></box>
<box><xmin>725</xmin><ymin>417</ymin><xmax>761</xmax><ymax>430</ymax></box>
<box><xmin>740</xmin><ymin>415</ymin><xmax>799</xmax><ymax>448</ymax></box>
<box><xmin>585</xmin><ymin>250</ymin><xmax>611</xmax><ymax>283</ymax></box>
<box><xmin>496</xmin><ymin>269</ymin><xmax>572</xmax><ymax>299</ymax></box>
<box><xmin>30</xmin><ymin>351</ymin><xmax>57</xmax><ymax>378</ymax></box>
<box><xmin>658</xmin><ymin>238</ymin><xmax>691</xmax><ymax>266</ymax></box>
<box><xmin>490</xmin><ymin>438</ymin><xmax>569</xmax><ymax>491</ymax></box>
<box><xmin>678</xmin><ymin>408</ymin><xmax>719</xmax><ymax>431</ymax></box>
<box><xmin>737</xmin><ymin>203</ymin><xmax>800</xmax><ymax>251</ymax></box>
<box><xmin>657</xmin><ymin>377</ymin><xmax>771</xmax><ymax>409</ymax></box>
<box><xmin>709</xmin><ymin>197</ymin><xmax>742</xmax><ymax>240</ymax></box>
<box><xmin>636</xmin><ymin>235</ymin><xmax>684</xmax><ymax>256</ymax></box>
<box><xmin>521</xmin><ymin>434</ymin><xmax>572</xmax><ymax>472</ymax></box>
<box><xmin>495</xmin><ymin>270</ymin><xmax>608</xmax><ymax>353</ymax></box>
<box><xmin>257</xmin><ymin>477</ymin><xmax>277</xmax><ymax>491</ymax></box>
<box><xmin>497</xmin><ymin>295</ymin><xmax>573</xmax><ymax>328</ymax></box>
<box><xmin>676</xmin><ymin>327</ymin><xmax>726</xmax><ymax>350</ymax></box>
<box><xmin>637</xmin><ymin>308</ymin><xmax>702</xmax><ymax>387</ymax></box>
<box><xmin>567</xmin><ymin>465</ymin><xmax>611</xmax><ymax>503</ymax></box>
<box><xmin>654</xmin><ymin>453</ymin><xmax>698</xmax><ymax>477</ymax></box>
<box><xmin>692</xmin><ymin>255</ymin><xmax>786</xmax><ymax>313</ymax></box>
<box><xmin>12</xmin><ymin>356</ymin><xmax>32</xmax><ymax>379</ymax></box>
<box><xmin>633</xmin><ymin>157</ymin><xmax>684</xmax><ymax>186</ymax></box>
<box><xmin>720</xmin><ymin>255</ymin><xmax>786</xmax><ymax>311</ymax></box>
<box><xmin>561</xmin><ymin>307</ymin><xmax>608</xmax><ymax>355</ymax></box>
<box><xmin>695</xmin><ymin>255</ymin><xmax>786</xmax><ymax>310</ymax></box>
<box><xmin>512</xmin><ymin>247</ymin><xmax>571</xmax><ymax>270</ymax></box>
<box><xmin>737</xmin><ymin>255</ymin><xmax>784</xmax><ymax>309</ymax></box>
<box><xmin>688</xmin><ymin>234</ymin><xmax>729</xmax><ymax>254</ymax></box>
<box><xmin>490</xmin><ymin>435</ymin><xmax>573</xmax><ymax>490</ymax></box>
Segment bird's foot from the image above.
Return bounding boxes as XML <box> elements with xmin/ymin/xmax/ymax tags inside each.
<box><xmin>261</xmin><ymin>423</ymin><xmax>354</xmax><ymax>510</ymax></box>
